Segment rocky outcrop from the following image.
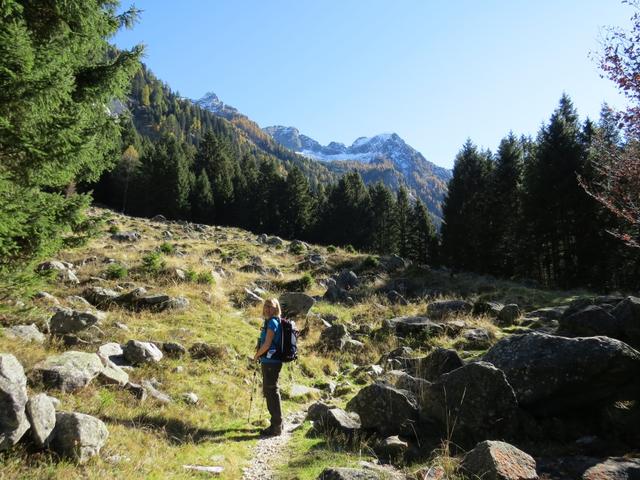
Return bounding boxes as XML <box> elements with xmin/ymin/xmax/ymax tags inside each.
<box><xmin>420</xmin><ymin>362</ymin><xmax>519</xmax><ymax>444</ymax></box>
<box><xmin>346</xmin><ymin>383</ymin><xmax>418</xmax><ymax>436</ymax></box>
<box><xmin>483</xmin><ymin>333</ymin><xmax>640</xmax><ymax>415</ymax></box>
<box><xmin>51</xmin><ymin>412</ymin><xmax>108</xmax><ymax>463</ymax></box>
<box><xmin>0</xmin><ymin>354</ymin><xmax>30</xmax><ymax>450</ymax></box>
<box><xmin>460</xmin><ymin>440</ymin><xmax>538</xmax><ymax>480</ymax></box>
<box><xmin>82</xmin><ymin>286</ymin><xmax>188</xmax><ymax>312</ymax></box>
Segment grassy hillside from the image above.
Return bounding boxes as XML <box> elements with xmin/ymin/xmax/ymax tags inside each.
<box><xmin>0</xmin><ymin>208</ymin><xmax>591</xmax><ymax>479</ymax></box>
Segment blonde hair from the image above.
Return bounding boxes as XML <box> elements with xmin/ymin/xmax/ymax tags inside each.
<box><xmin>263</xmin><ymin>298</ymin><xmax>281</xmax><ymax>317</ymax></box>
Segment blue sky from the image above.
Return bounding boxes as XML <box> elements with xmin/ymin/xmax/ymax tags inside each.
<box><xmin>114</xmin><ymin>1</ymin><xmax>630</xmax><ymax>169</ymax></box>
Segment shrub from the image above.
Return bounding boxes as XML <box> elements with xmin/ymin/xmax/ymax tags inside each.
<box><xmin>159</xmin><ymin>242</ymin><xmax>175</xmax><ymax>254</ymax></box>
<box><xmin>108</xmin><ymin>224</ymin><xmax>119</xmax><ymax>235</ymax></box>
<box><xmin>289</xmin><ymin>242</ymin><xmax>305</xmax><ymax>255</ymax></box>
<box><xmin>184</xmin><ymin>268</ymin><xmax>197</xmax><ymax>282</ymax></box>
<box><xmin>105</xmin><ymin>263</ymin><xmax>128</xmax><ymax>280</ymax></box>
<box><xmin>361</xmin><ymin>255</ymin><xmax>380</xmax><ymax>270</ymax></box>
<box><xmin>197</xmin><ymin>271</ymin><xmax>215</xmax><ymax>285</ymax></box>
<box><xmin>345</xmin><ymin>244</ymin><xmax>356</xmax><ymax>253</ymax></box>
<box><xmin>142</xmin><ymin>251</ymin><xmax>165</xmax><ymax>275</ymax></box>
<box><xmin>327</xmin><ymin>245</ymin><xmax>337</xmax><ymax>253</ymax></box>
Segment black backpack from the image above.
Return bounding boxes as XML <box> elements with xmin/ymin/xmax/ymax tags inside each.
<box><xmin>273</xmin><ymin>317</ymin><xmax>299</xmax><ymax>363</ymax></box>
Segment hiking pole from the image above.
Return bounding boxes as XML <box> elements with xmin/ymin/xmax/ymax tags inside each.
<box><xmin>247</xmin><ymin>367</ymin><xmax>258</xmax><ymax>424</ymax></box>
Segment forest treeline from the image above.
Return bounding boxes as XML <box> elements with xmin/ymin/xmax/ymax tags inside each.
<box><xmin>441</xmin><ymin>95</ymin><xmax>639</xmax><ymax>290</ymax></box>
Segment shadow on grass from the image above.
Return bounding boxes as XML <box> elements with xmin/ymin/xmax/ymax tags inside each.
<box><xmin>100</xmin><ymin>413</ymin><xmax>262</xmax><ymax>444</ymax></box>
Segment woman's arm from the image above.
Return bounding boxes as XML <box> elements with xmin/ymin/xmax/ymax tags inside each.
<box><xmin>254</xmin><ymin>329</ymin><xmax>275</xmax><ymax>360</ymax></box>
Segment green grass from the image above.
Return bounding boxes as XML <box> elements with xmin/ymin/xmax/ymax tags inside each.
<box><xmin>104</xmin><ymin>263</ymin><xmax>128</xmax><ymax>280</ymax></box>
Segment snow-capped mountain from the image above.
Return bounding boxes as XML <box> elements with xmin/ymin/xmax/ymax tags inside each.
<box><xmin>193</xmin><ymin>92</ymin><xmax>239</xmax><ymax>118</ymax></box>
<box><xmin>263</xmin><ymin>126</ymin><xmax>451</xmax><ymax>220</ymax></box>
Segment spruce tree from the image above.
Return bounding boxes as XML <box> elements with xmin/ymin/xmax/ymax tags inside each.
<box><xmin>369</xmin><ymin>183</ymin><xmax>398</xmax><ymax>253</ymax></box>
<box><xmin>280</xmin><ymin>167</ymin><xmax>313</xmax><ymax>239</ymax></box>
<box><xmin>395</xmin><ymin>186</ymin><xmax>411</xmax><ymax>257</ymax></box>
<box><xmin>0</xmin><ymin>1</ymin><xmax>141</xmax><ymax>268</ymax></box>
<box><xmin>192</xmin><ymin>169</ymin><xmax>214</xmax><ymax>223</ymax></box>
<box><xmin>408</xmin><ymin>200</ymin><xmax>437</xmax><ymax>264</ymax></box>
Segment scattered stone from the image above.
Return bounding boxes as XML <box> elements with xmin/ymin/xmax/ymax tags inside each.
<box><xmin>124</xmin><ymin>382</ymin><xmax>147</xmax><ymax>401</ymax></box>
<box><xmin>460</xmin><ymin>328</ymin><xmax>494</xmax><ymax>350</ymax></box>
<box><xmin>123</xmin><ymin>340</ymin><xmax>163</xmax><ymax>366</ymax></box>
<box><xmin>189</xmin><ymin>343</ymin><xmax>228</xmax><ymax>361</ymax></box>
<box><xmin>97</xmin><ymin>364</ymin><xmax>129</xmax><ymax>387</ymax></box>
<box><xmin>420</xmin><ymin>362</ymin><xmax>519</xmax><ymax>444</ymax></box>
<box><xmin>34</xmin><ymin>291</ymin><xmax>60</xmax><ymax>305</ymax></box>
<box><xmin>473</xmin><ymin>301</ymin><xmax>504</xmax><ymax>317</ymax></box>
<box><xmin>319</xmin><ymin>324</ymin><xmax>352</xmax><ymax>351</ymax></box>
<box><xmin>110</xmin><ymin>231</ymin><xmax>141</xmax><ymax>242</ymax></box>
<box><xmin>315</xmin><ymin>408</ymin><xmax>361</xmax><ymax>438</ymax></box>
<box><xmin>280</xmin><ymin>292</ymin><xmax>315</xmax><ymax>317</ymax></box>
<box><xmin>82</xmin><ymin>286</ymin><xmax>119</xmax><ymax>308</ymax></box>
<box><xmin>26</xmin><ymin>393</ymin><xmax>56</xmax><ymax>447</ymax></box>
<box><xmin>30</xmin><ymin>351</ymin><xmax>104</xmax><ymax>392</ymax></box>
<box><xmin>285</xmin><ymin>384</ymin><xmax>322</xmax><ymax>401</ymax></box>
<box><xmin>411</xmin><ymin>348</ymin><xmax>464</xmax><ymax>382</ymax></box>
<box><xmin>36</xmin><ymin>261</ymin><xmax>79</xmax><ymax>284</ymax></box>
<box><xmin>97</xmin><ymin>342</ymin><xmax>125</xmax><ymax>366</ymax></box>
<box><xmin>336</xmin><ymin>270</ymin><xmax>358</xmax><ymax>290</ymax></box>
<box><xmin>0</xmin><ymin>354</ymin><xmax>30</xmax><ymax>450</ymax></box>
<box><xmin>483</xmin><ymin>332</ymin><xmax>640</xmax><ymax>415</ymax></box>
<box><xmin>460</xmin><ymin>440</ymin><xmax>538</xmax><ymax>480</ymax></box>
<box><xmin>141</xmin><ymin>380</ymin><xmax>172</xmax><ymax>404</ymax></box>
<box><xmin>183</xmin><ymin>392</ymin><xmax>199</xmax><ymax>404</ymax></box>
<box><xmin>306</xmin><ymin>401</ymin><xmax>333</xmax><ymax>422</ymax></box>
<box><xmin>497</xmin><ymin>304</ymin><xmax>521</xmax><ymax>326</ymax></box>
<box><xmin>383</xmin><ymin>316</ymin><xmax>445</xmax><ymax>337</ymax></box>
<box><xmin>51</xmin><ymin>412</ymin><xmax>108</xmax><ymax>463</ymax></box>
<box><xmin>317</xmin><ymin>467</ymin><xmax>381</xmax><ymax>479</ymax></box>
<box><xmin>244</xmin><ymin>288</ymin><xmax>263</xmax><ymax>305</ymax></box>
<box><xmin>152</xmin><ymin>214</ymin><xmax>167</xmax><ymax>222</ymax></box>
<box><xmin>381</xmin><ymin>254</ymin><xmax>409</xmax><ymax>271</ymax></box>
<box><xmin>113</xmin><ymin>322</ymin><xmax>129</xmax><ymax>331</ymax></box>
<box><xmin>582</xmin><ymin>457</ymin><xmax>640</xmax><ymax>480</ymax></box>
<box><xmin>183</xmin><ymin>465</ymin><xmax>224</xmax><ymax>475</ymax></box>
<box><xmin>374</xmin><ymin>435</ymin><xmax>408</xmax><ymax>460</ymax></box>
<box><xmin>49</xmin><ymin>307</ymin><xmax>104</xmax><ymax>335</ymax></box>
<box><xmin>4</xmin><ymin>324</ymin><xmax>46</xmax><ymax>343</ymax></box>
<box><xmin>427</xmin><ymin>300</ymin><xmax>472</xmax><ymax>319</ymax></box>
<box><xmin>386</xmin><ymin>290</ymin><xmax>408</xmax><ymax>306</ymax></box>
<box><xmin>162</xmin><ymin>341</ymin><xmax>187</xmax><ymax>358</ymax></box>
<box><xmin>171</xmin><ymin>268</ymin><xmax>186</xmax><ymax>281</ymax></box>
<box><xmin>524</xmin><ymin>306</ymin><xmax>567</xmax><ymax>321</ymax></box>
<box><xmin>346</xmin><ymin>382</ymin><xmax>418</xmax><ymax>436</ymax></box>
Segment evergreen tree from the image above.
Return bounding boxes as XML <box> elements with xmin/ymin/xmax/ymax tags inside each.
<box><xmin>395</xmin><ymin>186</ymin><xmax>411</xmax><ymax>257</ymax></box>
<box><xmin>192</xmin><ymin>169</ymin><xmax>214</xmax><ymax>223</ymax></box>
<box><xmin>0</xmin><ymin>1</ymin><xmax>141</xmax><ymax>268</ymax></box>
<box><xmin>280</xmin><ymin>167</ymin><xmax>313</xmax><ymax>239</ymax></box>
<box><xmin>408</xmin><ymin>200</ymin><xmax>437</xmax><ymax>264</ymax></box>
<box><xmin>195</xmin><ymin>131</ymin><xmax>234</xmax><ymax>221</ymax></box>
<box><xmin>369</xmin><ymin>183</ymin><xmax>398</xmax><ymax>253</ymax></box>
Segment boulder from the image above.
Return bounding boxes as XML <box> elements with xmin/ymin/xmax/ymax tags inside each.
<box><xmin>162</xmin><ymin>342</ymin><xmax>187</xmax><ymax>358</ymax></box>
<box><xmin>51</xmin><ymin>412</ymin><xmax>108</xmax><ymax>463</ymax></box>
<box><xmin>141</xmin><ymin>380</ymin><xmax>172</xmax><ymax>404</ymax></box>
<box><xmin>182</xmin><ymin>392</ymin><xmax>198</xmax><ymax>405</ymax></box>
<box><xmin>498</xmin><ymin>304</ymin><xmax>521</xmax><ymax>326</ymax></box>
<box><xmin>97</xmin><ymin>364</ymin><xmax>129</xmax><ymax>387</ymax></box>
<box><xmin>483</xmin><ymin>333</ymin><xmax>640</xmax><ymax>415</ymax></box>
<box><xmin>381</xmin><ymin>254</ymin><xmax>409</xmax><ymax>271</ymax></box>
<box><xmin>30</xmin><ymin>351</ymin><xmax>104</xmax><ymax>392</ymax></box>
<box><xmin>4</xmin><ymin>324</ymin><xmax>46</xmax><ymax>343</ymax></box>
<box><xmin>123</xmin><ymin>340</ymin><xmax>163</xmax><ymax>365</ymax></box>
<box><xmin>582</xmin><ymin>457</ymin><xmax>640</xmax><ymax>480</ymax></box>
<box><xmin>320</xmin><ymin>324</ymin><xmax>352</xmax><ymax>351</ymax></box>
<box><xmin>49</xmin><ymin>307</ymin><xmax>104</xmax><ymax>335</ymax></box>
<box><xmin>346</xmin><ymin>383</ymin><xmax>418</xmax><ymax>436</ymax></box>
<box><xmin>473</xmin><ymin>301</ymin><xmax>504</xmax><ymax>317</ymax></box>
<box><xmin>280</xmin><ymin>292</ymin><xmax>315</xmax><ymax>317</ymax></box>
<box><xmin>34</xmin><ymin>291</ymin><xmax>60</xmax><ymax>305</ymax></box>
<box><xmin>314</xmin><ymin>408</ymin><xmax>361</xmax><ymax>438</ymax></box>
<box><xmin>386</xmin><ymin>290</ymin><xmax>408</xmax><ymax>306</ymax></box>
<box><xmin>427</xmin><ymin>300</ymin><xmax>472</xmax><ymax>319</ymax></box>
<box><xmin>317</xmin><ymin>468</ymin><xmax>381</xmax><ymax>480</ymax></box>
<box><xmin>82</xmin><ymin>286</ymin><xmax>119</xmax><ymax>308</ymax></box>
<box><xmin>394</xmin><ymin>374</ymin><xmax>431</xmax><ymax>400</ymax></box>
<box><xmin>189</xmin><ymin>342</ymin><xmax>228</xmax><ymax>360</ymax></box>
<box><xmin>460</xmin><ymin>440</ymin><xmax>538</xmax><ymax>480</ymax></box>
<box><xmin>244</xmin><ymin>288</ymin><xmax>263</xmax><ymax>305</ymax></box>
<box><xmin>36</xmin><ymin>261</ymin><xmax>79</xmax><ymax>284</ymax></box>
<box><xmin>336</xmin><ymin>270</ymin><xmax>358</xmax><ymax>290</ymax></box>
<box><xmin>110</xmin><ymin>231</ymin><xmax>140</xmax><ymax>242</ymax></box>
<box><xmin>460</xmin><ymin>328</ymin><xmax>494</xmax><ymax>350</ymax></box>
<box><xmin>410</xmin><ymin>348</ymin><xmax>464</xmax><ymax>381</ymax></box>
<box><xmin>383</xmin><ymin>316</ymin><xmax>445</xmax><ymax>337</ymax></box>
<box><xmin>420</xmin><ymin>362</ymin><xmax>519</xmax><ymax>444</ymax></box>
<box><xmin>97</xmin><ymin>342</ymin><xmax>126</xmax><ymax>367</ymax></box>
<box><xmin>26</xmin><ymin>393</ymin><xmax>56</xmax><ymax>447</ymax></box>
<box><xmin>524</xmin><ymin>306</ymin><xmax>567</xmax><ymax>321</ymax></box>
<box><xmin>285</xmin><ymin>384</ymin><xmax>322</xmax><ymax>401</ymax></box>
<box><xmin>0</xmin><ymin>354</ymin><xmax>30</xmax><ymax>450</ymax></box>
<box><xmin>374</xmin><ymin>435</ymin><xmax>408</xmax><ymax>460</ymax></box>
<box><xmin>306</xmin><ymin>401</ymin><xmax>333</xmax><ymax>422</ymax></box>
<box><xmin>557</xmin><ymin>305</ymin><xmax>622</xmax><ymax>339</ymax></box>
<box><xmin>611</xmin><ymin>296</ymin><xmax>640</xmax><ymax>349</ymax></box>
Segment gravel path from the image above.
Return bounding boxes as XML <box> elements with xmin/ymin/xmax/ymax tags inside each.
<box><xmin>241</xmin><ymin>409</ymin><xmax>306</xmax><ymax>480</ymax></box>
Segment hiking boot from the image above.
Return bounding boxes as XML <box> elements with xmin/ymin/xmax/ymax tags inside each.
<box><xmin>259</xmin><ymin>425</ymin><xmax>282</xmax><ymax>437</ymax></box>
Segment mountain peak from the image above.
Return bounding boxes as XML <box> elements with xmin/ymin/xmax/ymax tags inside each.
<box><xmin>194</xmin><ymin>91</ymin><xmax>238</xmax><ymax>117</ymax></box>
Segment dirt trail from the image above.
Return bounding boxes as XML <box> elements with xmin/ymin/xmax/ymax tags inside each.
<box><xmin>241</xmin><ymin>410</ymin><xmax>306</xmax><ymax>480</ymax></box>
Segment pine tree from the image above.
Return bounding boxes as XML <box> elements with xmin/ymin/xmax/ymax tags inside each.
<box><xmin>0</xmin><ymin>1</ymin><xmax>141</xmax><ymax>268</ymax></box>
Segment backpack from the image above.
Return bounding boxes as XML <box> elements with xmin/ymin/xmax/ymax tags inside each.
<box><xmin>272</xmin><ymin>317</ymin><xmax>299</xmax><ymax>363</ymax></box>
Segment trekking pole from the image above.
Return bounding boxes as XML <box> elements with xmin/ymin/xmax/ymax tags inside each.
<box><xmin>247</xmin><ymin>368</ymin><xmax>258</xmax><ymax>424</ymax></box>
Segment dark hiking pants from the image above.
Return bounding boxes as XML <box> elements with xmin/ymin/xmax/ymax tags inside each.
<box><xmin>261</xmin><ymin>363</ymin><xmax>282</xmax><ymax>429</ymax></box>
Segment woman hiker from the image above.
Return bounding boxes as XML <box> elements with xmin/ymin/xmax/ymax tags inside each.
<box><xmin>253</xmin><ymin>298</ymin><xmax>283</xmax><ymax>436</ymax></box>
